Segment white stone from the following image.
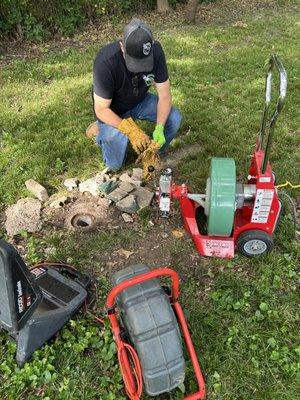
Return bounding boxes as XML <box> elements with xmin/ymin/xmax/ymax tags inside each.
<box><xmin>25</xmin><ymin>179</ymin><xmax>48</xmax><ymax>201</ymax></box>
<box><xmin>93</xmin><ymin>173</ymin><xmax>106</xmax><ymax>184</ymax></box>
<box><xmin>49</xmin><ymin>195</ymin><xmax>69</xmax><ymax>209</ymax></box>
<box><xmin>122</xmin><ymin>213</ymin><xmax>134</xmax><ymax>223</ymax></box>
<box><xmin>79</xmin><ymin>178</ymin><xmax>100</xmax><ymax>197</ymax></box>
<box><xmin>119</xmin><ymin>172</ymin><xmax>134</xmax><ymax>183</ymax></box>
<box><xmin>132</xmin><ymin>168</ymin><xmax>143</xmax><ymax>181</ymax></box>
<box><xmin>64</xmin><ymin>177</ymin><xmax>79</xmax><ymax>190</ymax></box>
<box><xmin>132</xmin><ymin>180</ymin><xmax>142</xmax><ymax>187</ymax></box>
<box><xmin>119</xmin><ymin>172</ymin><xmax>142</xmax><ymax>187</ymax></box>
<box><xmin>5</xmin><ymin>198</ymin><xmax>42</xmax><ymax>236</ymax></box>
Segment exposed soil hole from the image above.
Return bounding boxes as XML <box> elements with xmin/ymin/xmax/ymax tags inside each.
<box><xmin>71</xmin><ymin>213</ymin><xmax>95</xmax><ymax>229</ymax></box>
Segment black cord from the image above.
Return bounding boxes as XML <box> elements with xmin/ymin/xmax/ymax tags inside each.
<box><xmin>278</xmin><ymin>190</ymin><xmax>300</xmax><ymax>244</ymax></box>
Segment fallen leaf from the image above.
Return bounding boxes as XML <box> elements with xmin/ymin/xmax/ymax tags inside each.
<box><xmin>172</xmin><ymin>229</ymin><xmax>185</xmax><ymax>238</ymax></box>
<box><xmin>107</xmin><ymin>261</ymin><xmax>118</xmax><ymax>268</ymax></box>
<box><xmin>116</xmin><ymin>249</ymin><xmax>134</xmax><ymax>259</ymax></box>
<box><xmin>233</xmin><ymin>21</ymin><xmax>248</xmax><ymax>28</ymax></box>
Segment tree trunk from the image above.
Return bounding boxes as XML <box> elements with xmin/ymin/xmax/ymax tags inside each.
<box><xmin>16</xmin><ymin>23</ymin><xmax>24</xmax><ymax>40</ymax></box>
<box><xmin>157</xmin><ymin>0</ymin><xmax>170</xmax><ymax>13</ymax></box>
<box><xmin>186</xmin><ymin>0</ymin><xmax>198</xmax><ymax>22</ymax></box>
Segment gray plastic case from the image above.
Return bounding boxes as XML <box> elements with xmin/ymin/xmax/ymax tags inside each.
<box><xmin>0</xmin><ymin>239</ymin><xmax>87</xmax><ymax>366</ymax></box>
<box><xmin>112</xmin><ymin>264</ymin><xmax>185</xmax><ymax>396</ymax></box>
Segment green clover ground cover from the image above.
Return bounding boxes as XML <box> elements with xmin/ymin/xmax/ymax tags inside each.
<box><xmin>0</xmin><ymin>3</ymin><xmax>299</xmax><ymax>399</ymax></box>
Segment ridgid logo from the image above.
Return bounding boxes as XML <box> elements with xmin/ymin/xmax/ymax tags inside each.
<box><xmin>16</xmin><ymin>280</ymin><xmax>24</xmax><ymax>313</ymax></box>
<box><xmin>142</xmin><ymin>74</ymin><xmax>155</xmax><ymax>86</ymax></box>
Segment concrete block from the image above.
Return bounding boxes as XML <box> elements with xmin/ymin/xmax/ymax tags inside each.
<box><xmin>107</xmin><ymin>182</ymin><xmax>134</xmax><ymax>202</ymax></box>
<box><xmin>5</xmin><ymin>198</ymin><xmax>42</xmax><ymax>236</ymax></box>
<box><xmin>133</xmin><ymin>187</ymin><xmax>154</xmax><ymax>209</ymax></box>
<box><xmin>116</xmin><ymin>195</ymin><xmax>138</xmax><ymax>214</ymax></box>
<box><xmin>119</xmin><ymin>182</ymin><xmax>134</xmax><ymax>193</ymax></box>
<box><xmin>25</xmin><ymin>179</ymin><xmax>48</xmax><ymax>201</ymax></box>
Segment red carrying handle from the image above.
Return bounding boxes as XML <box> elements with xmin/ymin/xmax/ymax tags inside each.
<box><xmin>106</xmin><ymin>267</ymin><xmax>206</xmax><ymax>400</ymax></box>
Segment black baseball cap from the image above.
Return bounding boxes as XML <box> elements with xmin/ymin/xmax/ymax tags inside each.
<box><xmin>123</xmin><ymin>18</ymin><xmax>154</xmax><ymax>73</ymax></box>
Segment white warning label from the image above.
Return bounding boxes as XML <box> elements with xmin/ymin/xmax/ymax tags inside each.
<box><xmin>159</xmin><ymin>197</ymin><xmax>171</xmax><ymax>212</ymax></box>
<box><xmin>251</xmin><ymin>189</ymin><xmax>274</xmax><ymax>223</ymax></box>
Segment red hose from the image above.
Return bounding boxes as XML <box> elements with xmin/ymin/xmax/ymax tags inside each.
<box><xmin>118</xmin><ymin>342</ymin><xmax>143</xmax><ymax>400</ymax></box>
<box><xmin>107</xmin><ymin>268</ymin><xmax>206</xmax><ymax>400</ymax></box>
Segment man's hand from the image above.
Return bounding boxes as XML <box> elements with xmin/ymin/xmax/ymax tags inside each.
<box><xmin>118</xmin><ymin>118</ymin><xmax>152</xmax><ymax>155</ymax></box>
<box><xmin>136</xmin><ymin>141</ymin><xmax>161</xmax><ymax>180</ymax></box>
<box><xmin>152</xmin><ymin>124</ymin><xmax>166</xmax><ymax>147</ymax></box>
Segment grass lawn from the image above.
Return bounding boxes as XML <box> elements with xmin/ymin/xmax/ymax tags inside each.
<box><xmin>0</xmin><ymin>1</ymin><xmax>299</xmax><ymax>399</ymax></box>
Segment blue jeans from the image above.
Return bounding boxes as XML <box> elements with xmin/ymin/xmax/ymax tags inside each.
<box><xmin>95</xmin><ymin>93</ymin><xmax>182</xmax><ymax>170</ymax></box>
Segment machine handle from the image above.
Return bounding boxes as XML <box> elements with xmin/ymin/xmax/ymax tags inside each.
<box><xmin>257</xmin><ymin>54</ymin><xmax>287</xmax><ymax>173</ymax></box>
<box><xmin>265</xmin><ymin>55</ymin><xmax>287</xmax><ymax>105</ymax></box>
<box><xmin>106</xmin><ymin>267</ymin><xmax>180</xmax><ymax>309</ymax></box>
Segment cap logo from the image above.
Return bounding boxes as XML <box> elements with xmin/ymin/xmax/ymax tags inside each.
<box><xmin>143</xmin><ymin>42</ymin><xmax>152</xmax><ymax>56</ymax></box>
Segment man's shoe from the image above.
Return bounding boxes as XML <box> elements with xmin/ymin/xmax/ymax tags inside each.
<box><xmin>85</xmin><ymin>121</ymin><xmax>99</xmax><ymax>138</ymax></box>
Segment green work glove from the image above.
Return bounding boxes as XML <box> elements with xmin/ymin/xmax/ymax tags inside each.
<box><xmin>152</xmin><ymin>124</ymin><xmax>166</xmax><ymax>148</ymax></box>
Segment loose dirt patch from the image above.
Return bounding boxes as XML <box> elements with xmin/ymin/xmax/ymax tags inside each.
<box><xmin>197</xmin><ymin>0</ymin><xmax>280</xmax><ymax>25</ymax></box>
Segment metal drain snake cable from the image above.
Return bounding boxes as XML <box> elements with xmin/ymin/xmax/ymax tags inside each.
<box><xmin>277</xmin><ymin>190</ymin><xmax>300</xmax><ymax>245</ymax></box>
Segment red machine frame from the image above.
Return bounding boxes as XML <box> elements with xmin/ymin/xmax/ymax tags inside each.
<box><xmin>170</xmin><ymin>151</ymin><xmax>281</xmax><ymax>258</ymax></box>
<box><xmin>106</xmin><ymin>268</ymin><xmax>206</xmax><ymax>400</ymax></box>
<box><xmin>161</xmin><ymin>54</ymin><xmax>286</xmax><ymax>259</ymax></box>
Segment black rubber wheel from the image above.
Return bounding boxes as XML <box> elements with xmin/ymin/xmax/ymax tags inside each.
<box><xmin>237</xmin><ymin>230</ymin><xmax>274</xmax><ymax>257</ymax></box>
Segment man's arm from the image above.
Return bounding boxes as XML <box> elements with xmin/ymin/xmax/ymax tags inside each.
<box><xmin>93</xmin><ymin>92</ymin><xmax>151</xmax><ymax>154</ymax></box>
<box><xmin>151</xmin><ymin>79</ymin><xmax>172</xmax><ymax>147</ymax></box>
<box><xmin>93</xmin><ymin>93</ymin><xmax>122</xmax><ymax>128</ymax></box>
<box><xmin>155</xmin><ymin>79</ymin><xmax>172</xmax><ymax>126</ymax></box>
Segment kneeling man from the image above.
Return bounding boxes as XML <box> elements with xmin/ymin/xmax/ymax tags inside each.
<box><xmin>91</xmin><ymin>18</ymin><xmax>182</xmax><ymax>171</ymax></box>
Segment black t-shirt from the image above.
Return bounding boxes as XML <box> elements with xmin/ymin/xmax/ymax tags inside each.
<box><xmin>93</xmin><ymin>41</ymin><xmax>168</xmax><ymax>117</ymax></box>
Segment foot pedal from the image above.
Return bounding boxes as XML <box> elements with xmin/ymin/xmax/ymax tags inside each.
<box><xmin>0</xmin><ymin>239</ymin><xmax>88</xmax><ymax>366</ymax></box>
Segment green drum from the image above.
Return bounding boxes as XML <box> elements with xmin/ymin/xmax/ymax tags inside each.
<box><xmin>206</xmin><ymin>158</ymin><xmax>236</xmax><ymax>237</ymax></box>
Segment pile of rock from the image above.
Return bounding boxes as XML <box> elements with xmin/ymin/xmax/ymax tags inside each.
<box><xmin>107</xmin><ymin>171</ymin><xmax>153</xmax><ymax>214</ymax></box>
<box><xmin>4</xmin><ymin>168</ymin><xmax>154</xmax><ymax>236</ymax></box>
